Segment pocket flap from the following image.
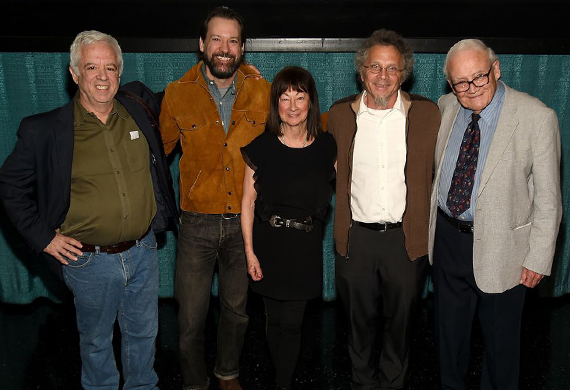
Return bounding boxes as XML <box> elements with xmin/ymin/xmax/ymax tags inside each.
<box><xmin>175</xmin><ymin>114</ymin><xmax>206</xmax><ymax>131</ymax></box>
<box><xmin>244</xmin><ymin>111</ymin><xmax>267</xmax><ymax>127</ymax></box>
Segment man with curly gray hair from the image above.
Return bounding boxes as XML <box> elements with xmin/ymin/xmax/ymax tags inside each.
<box><xmin>327</xmin><ymin>29</ymin><xmax>440</xmax><ymax>389</ymax></box>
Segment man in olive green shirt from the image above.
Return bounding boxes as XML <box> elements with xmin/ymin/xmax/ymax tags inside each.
<box><xmin>59</xmin><ymin>96</ymin><xmax>156</xmax><ymax>245</ymax></box>
<box><xmin>0</xmin><ymin>31</ymin><xmax>177</xmax><ymax>389</ymax></box>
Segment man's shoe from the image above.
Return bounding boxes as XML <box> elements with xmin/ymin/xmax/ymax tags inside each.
<box><xmin>218</xmin><ymin>378</ymin><xmax>243</xmax><ymax>390</ymax></box>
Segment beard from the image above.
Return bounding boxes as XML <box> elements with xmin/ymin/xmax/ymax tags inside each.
<box><xmin>373</xmin><ymin>95</ymin><xmax>389</xmax><ymax>108</ymax></box>
<box><xmin>203</xmin><ymin>51</ymin><xmax>243</xmax><ymax>79</ymax></box>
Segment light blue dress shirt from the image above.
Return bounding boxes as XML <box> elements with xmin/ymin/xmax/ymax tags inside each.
<box><xmin>438</xmin><ymin>81</ymin><xmax>506</xmax><ymax>221</ymax></box>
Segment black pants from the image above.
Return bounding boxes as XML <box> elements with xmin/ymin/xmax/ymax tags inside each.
<box><xmin>432</xmin><ymin>212</ymin><xmax>526</xmax><ymax>390</ymax></box>
<box><xmin>335</xmin><ymin>225</ymin><xmax>426</xmax><ymax>390</ymax></box>
<box><xmin>263</xmin><ymin>297</ymin><xmax>308</xmax><ymax>390</ymax></box>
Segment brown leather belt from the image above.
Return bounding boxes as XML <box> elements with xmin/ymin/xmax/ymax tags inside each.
<box><xmin>355</xmin><ymin>220</ymin><xmax>402</xmax><ymax>231</ymax></box>
<box><xmin>438</xmin><ymin>208</ymin><xmax>473</xmax><ymax>234</ymax></box>
<box><xmin>80</xmin><ymin>227</ymin><xmax>151</xmax><ymax>254</ymax></box>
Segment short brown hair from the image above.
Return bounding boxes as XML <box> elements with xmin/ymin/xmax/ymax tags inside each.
<box><xmin>199</xmin><ymin>6</ymin><xmax>245</xmax><ymax>59</ymax></box>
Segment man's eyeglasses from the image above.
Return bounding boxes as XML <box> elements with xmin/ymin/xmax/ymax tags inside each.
<box><xmin>451</xmin><ymin>63</ymin><xmax>495</xmax><ymax>93</ymax></box>
<box><xmin>363</xmin><ymin>64</ymin><xmax>403</xmax><ymax>75</ymax></box>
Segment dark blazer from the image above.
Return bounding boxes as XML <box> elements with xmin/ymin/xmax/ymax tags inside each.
<box><xmin>0</xmin><ymin>81</ymin><xmax>178</xmax><ymax>276</ymax></box>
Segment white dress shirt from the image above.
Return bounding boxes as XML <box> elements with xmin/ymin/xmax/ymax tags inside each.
<box><xmin>351</xmin><ymin>90</ymin><xmax>407</xmax><ymax>223</ymax></box>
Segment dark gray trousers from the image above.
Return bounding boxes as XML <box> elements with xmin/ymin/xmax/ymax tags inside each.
<box><xmin>336</xmin><ymin>224</ymin><xmax>427</xmax><ymax>390</ymax></box>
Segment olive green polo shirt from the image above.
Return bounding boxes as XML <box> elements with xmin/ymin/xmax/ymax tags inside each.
<box><xmin>59</xmin><ymin>95</ymin><xmax>156</xmax><ymax>245</ymax></box>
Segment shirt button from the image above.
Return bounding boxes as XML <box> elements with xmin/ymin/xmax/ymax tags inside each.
<box><xmin>228</xmin><ymin>191</ymin><xmax>232</xmax><ymax>195</ymax></box>
<box><xmin>224</xmin><ymin>143</ymin><xmax>228</xmax><ymax>147</ymax></box>
<box><xmin>225</xmin><ymin>166</ymin><xmax>230</xmax><ymax>171</ymax></box>
<box><xmin>228</xmin><ymin>205</ymin><xmax>232</xmax><ymax>210</ymax></box>
<box><xmin>216</xmin><ymin>121</ymin><xmax>220</xmax><ymax>125</ymax></box>
<box><xmin>232</xmin><ymin>121</ymin><xmax>236</xmax><ymax>125</ymax></box>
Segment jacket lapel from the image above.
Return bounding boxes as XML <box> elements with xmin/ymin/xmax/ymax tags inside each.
<box><xmin>477</xmin><ymin>86</ymin><xmax>519</xmax><ymax>197</ymax></box>
<box><xmin>435</xmin><ymin>99</ymin><xmax>460</xmax><ymax>174</ymax></box>
<box><xmin>54</xmin><ymin>100</ymin><xmax>75</xmax><ymax>208</ymax></box>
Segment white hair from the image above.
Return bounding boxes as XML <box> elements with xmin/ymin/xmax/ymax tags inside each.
<box><xmin>443</xmin><ymin>39</ymin><xmax>498</xmax><ymax>78</ymax></box>
<box><xmin>70</xmin><ymin>30</ymin><xmax>123</xmax><ymax>76</ymax></box>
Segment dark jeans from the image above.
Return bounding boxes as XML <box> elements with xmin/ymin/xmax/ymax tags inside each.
<box><xmin>264</xmin><ymin>297</ymin><xmax>308</xmax><ymax>390</ymax></box>
<box><xmin>175</xmin><ymin>212</ymin><xmax>249</xmax><ymax>390</ymax></box>
<box><xmin>433</xmin><ymin>212</ymin><xmax>526</xmax><ymax>390</ymax></box>
<box><xmin>335</xmin><ymin>225</ymin><xmax>426</xmax><ymax>390</ymax></box>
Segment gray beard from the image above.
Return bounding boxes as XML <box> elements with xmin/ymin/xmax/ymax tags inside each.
<box><xmin>373</xmin><ymin>95</ymin><xmax>389</xmax><ymax>109</ymax></box>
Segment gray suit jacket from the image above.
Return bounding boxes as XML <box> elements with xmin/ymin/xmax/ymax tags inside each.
<box><xmin>428</xmin><ymin>83</ymin><xmax>562</xmax><ymax>293</ymax></box>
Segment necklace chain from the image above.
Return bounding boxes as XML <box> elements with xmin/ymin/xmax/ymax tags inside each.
<box><xmin>280</xmin><ymin>133</ymin><xmax>307</xmax><ymax>148</ymax></box>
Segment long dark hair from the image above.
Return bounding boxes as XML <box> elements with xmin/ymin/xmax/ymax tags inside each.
<box><xmin>266</xmin><ymin>66</ymin><xmax>322</xmax><ymax>140</ymax></box>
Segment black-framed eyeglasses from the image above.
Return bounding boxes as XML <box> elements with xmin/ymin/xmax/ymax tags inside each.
<box><xmin>451</xmin><ymin>63</ymin><xmax>495</xmax><ymax>93</ymax></box>
<box><xmin>363</xmin><ymin>64</ymin><xmax>404</xmax><ymax>75</ymax></box>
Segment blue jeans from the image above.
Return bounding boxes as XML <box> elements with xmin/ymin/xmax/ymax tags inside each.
<box><xmin>63</xmin><ymin>231</ymin><xmax>159</xmax><ymax>390</ymax></box>
<box><xmin>175</xmin><ymin>212</ymin><xmax>249</xmax><ymax>390</ymax></box>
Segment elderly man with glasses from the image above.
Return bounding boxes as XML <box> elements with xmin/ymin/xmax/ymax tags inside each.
<box><xmin>327</xmin><ymin>29</ymin><xmax>440</xmax><ymax>390</ymax></box>
<box><xmin>428</xmin><ymin>39</ymin><xmax>562</xmax><ymax>390</ymax></box>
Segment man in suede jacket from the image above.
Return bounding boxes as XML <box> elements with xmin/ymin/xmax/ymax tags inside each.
<box><xmin>159</xmin><ymin>6</ymin><xmax>270</xmax><ymax>390</ymax></box>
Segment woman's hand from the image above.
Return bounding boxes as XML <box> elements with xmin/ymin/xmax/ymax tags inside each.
<box><xmin>246</xmin><ymin>251</ymin><xmax>263</xmax><ymax>281</ymax></box>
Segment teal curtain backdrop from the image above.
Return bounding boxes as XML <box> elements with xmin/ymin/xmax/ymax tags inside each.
<box><xmin>1</xmin><ymin>52</ymin><xmax>569</xmax><ymax>303</ymax></box>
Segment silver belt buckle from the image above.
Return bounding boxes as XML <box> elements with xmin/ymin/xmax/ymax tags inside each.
<box><xmin>269</xmin><ymin>215</ymin><xmax>284</xmax><ymax>227</ymax></box>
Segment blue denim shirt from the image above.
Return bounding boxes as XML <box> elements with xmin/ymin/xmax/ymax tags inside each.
<box><xmin>201</xmin><ymin>64</ymin><xmax>237</xmax><ymax>134</ymax></box>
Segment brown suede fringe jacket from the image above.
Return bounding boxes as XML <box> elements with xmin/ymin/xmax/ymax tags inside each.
<box><xmin>327</xmin><ymin>91</ymin><xmax>440</xmax><ymax>260</ymax></box>
<box><xmin>159</xmin><ymin>62</ymin><xmax>271</xmax><ymax>214</ymax></box>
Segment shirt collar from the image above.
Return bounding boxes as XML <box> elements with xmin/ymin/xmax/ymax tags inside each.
<box><xmin>459</xmin><ymin>81</ymin><xmax>505</xmax><ymax>123</ymax></box>
<box><xmin>73</xmin><ymin>91</ymin><xmax>124</xmax><ymax>126</ymax></box>
<box><xmin>201</xmin><ymin>63</ymin><xmax>237</xmax><ymax>96</ymax></box>
<box><xmin>358</xmin><ymin>89</ymin><xmax>404</xmax><ymax>117</ymax></box>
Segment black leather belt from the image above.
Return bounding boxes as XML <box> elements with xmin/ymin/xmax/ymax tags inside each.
<box><xmin>81</xmin><ymin>227</ymin><xmax>151</xmax><ymax>254</ymax></box>
<box><xmin>354</xmin><ymin>220</ymin><xmax>402</xmax><ymax>231</ymax></box>
<box><xmin>438</xmin><ymin>208</ymin><xmax>473</xmax><ymax>234</ymax></box>
<box><xmin>269</xmin><ymin>215</ymin><xmax>313</xmax><ymax>232</ymax></box>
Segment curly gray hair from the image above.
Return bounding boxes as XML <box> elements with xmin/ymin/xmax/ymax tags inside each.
<box><xmin>355</xmin><ymin>29</ymin><xmax>414</xmax><ymax>83</ymax></box>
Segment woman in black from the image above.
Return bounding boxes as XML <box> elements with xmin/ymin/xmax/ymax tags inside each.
<box><xmin>241</xmin><ymin>66</ymin><xmax>336</xmax><ymax>390</ymax></box>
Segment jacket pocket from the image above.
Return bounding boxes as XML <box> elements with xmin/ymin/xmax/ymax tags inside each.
<box><xmin>512</xmin><ymin>221</ymin><xmax>532</xmax><ymax>231</ymax></box>
<box><xmin>175</xmin><ymin>114</ymin><xmax>207</xmax><ymax>132</ymax></box>
<box><xmin>244</xmin><ymin>111</ymin><xmax>267</xmax><ymax>128</ymax></box>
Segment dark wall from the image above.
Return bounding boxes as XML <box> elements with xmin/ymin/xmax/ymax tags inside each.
<box><xmin>1</xmin><ymin>0</ymin><xmax>569</xmax><ymax>54</ymax></box>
